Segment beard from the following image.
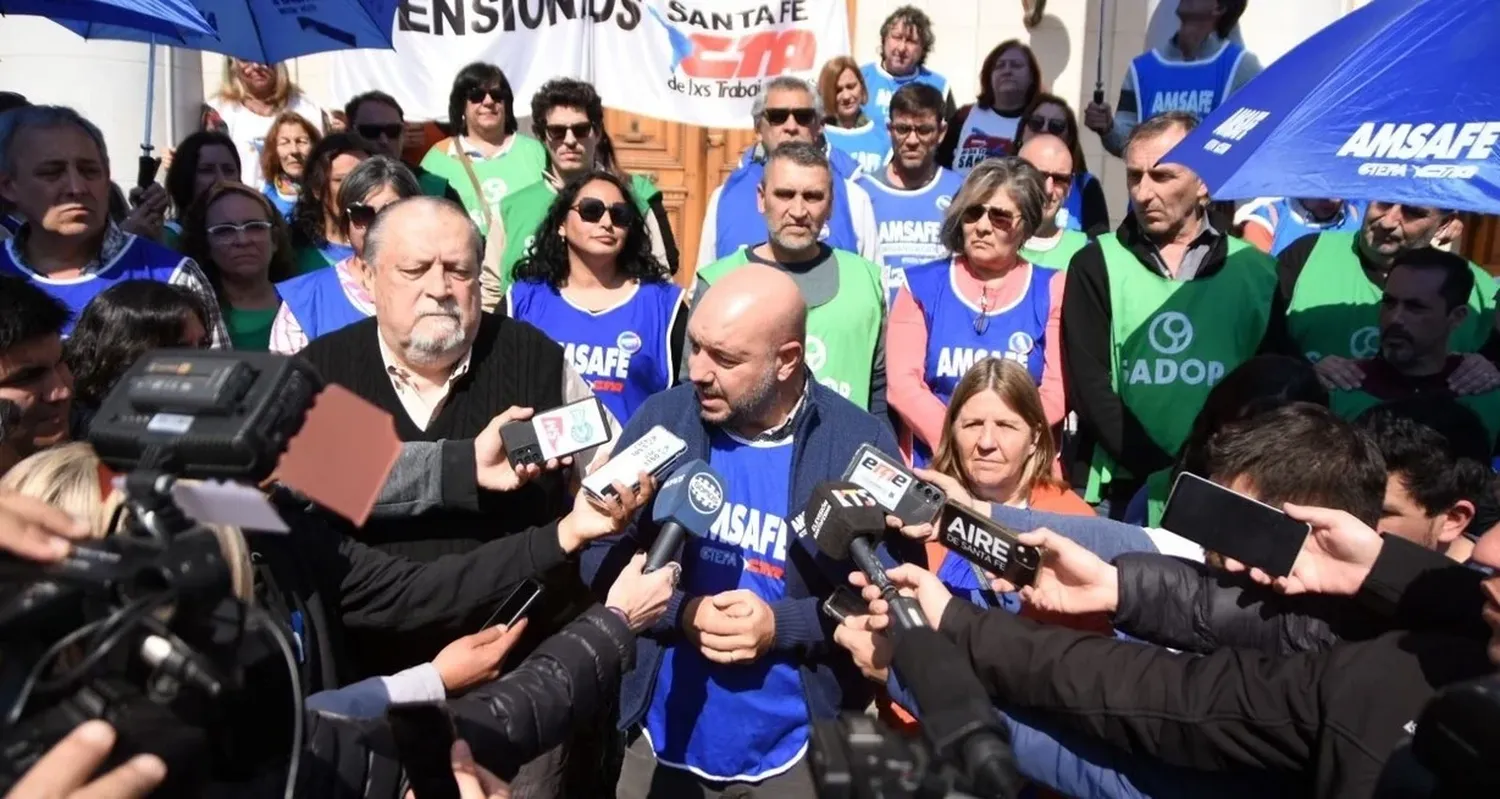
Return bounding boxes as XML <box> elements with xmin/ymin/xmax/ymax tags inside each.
<box><xmin>404</xmin><ymin>301</ymin><xmax>470</xmax><ymax>365</ymax></box>
<box><xmin>698</xmin><ymin>366</ymin><xmax>780</xmax><ymax>428</ymax></box>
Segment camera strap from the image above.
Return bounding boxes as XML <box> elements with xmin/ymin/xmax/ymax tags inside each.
<box><xmin>251</xmin><ymin>556</ymin><xmax>307</xmax><ymax>668</ymax></box>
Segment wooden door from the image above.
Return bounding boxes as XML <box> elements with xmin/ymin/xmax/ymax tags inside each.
<box><xmin>1461</xmin><ymin>213</ymin><xmax>1500</xmax><ymax>276</ymax></box>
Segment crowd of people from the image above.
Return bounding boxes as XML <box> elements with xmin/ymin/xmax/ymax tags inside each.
<box><xmin>1</xmin><ymin>1</ymin><xmax>1498</xmax><ymax>798</ymax></box>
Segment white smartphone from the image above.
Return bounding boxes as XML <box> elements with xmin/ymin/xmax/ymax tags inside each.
<box><xmin>582</xmin><ymin>425</ymin><xmax>688</xmax><ymax>502</ymax></box>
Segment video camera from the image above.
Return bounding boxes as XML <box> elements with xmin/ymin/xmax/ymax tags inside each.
<box><xmin>0</xmin><ymin>350</ymin><xmax>326</xmax><ymax>795</ymax></box>
<box><xmin>810</xmin><ymin>714</ymin><xmax>987</xmax><ymax>799</ymax></box>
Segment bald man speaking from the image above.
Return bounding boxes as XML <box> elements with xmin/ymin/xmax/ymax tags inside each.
<box><xmin>581</xmin><ymin>264</ymin><xmax>916</xmax><ymax>798</ymax></box>
<box><xmin>1017</xmin><ymin>133</ymin><xmax>1092</xmax><ymax>271</ymax></box>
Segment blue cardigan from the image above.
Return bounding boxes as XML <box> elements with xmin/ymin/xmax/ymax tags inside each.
<box><xmin>579</xmin><ymin>379</ymin><xmax>919</xmax><ymax>731</ymax></box>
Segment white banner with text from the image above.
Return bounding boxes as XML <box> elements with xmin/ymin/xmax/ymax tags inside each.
<box><xmin>329</xmin><ymin>0</ymin><xmax>850</xmax><ymax>129</ymax></box>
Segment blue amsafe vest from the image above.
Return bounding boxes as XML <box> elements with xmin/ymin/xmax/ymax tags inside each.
<box><xmin>859</xmin><ymin>169</ymin><xmax>962</xmax><ymax>304</ymax></box>
<box><xmin>0</xmin><ymin>234</ymin><xmax>189</xmax><ymax>334</ymax></box>
<box><xmin>715</xmin><ymin>160</ymin><xmax>860</xmax><ymax>260</ymax></box>
<box><xmin>644</xmin><ymin>432</ymin><xmax>805</xmax><ymax>781</ymax></box>
<box><xmin>1132</xmin><ymin>40</ymin><xmax>1246</xmax><ymax>121</ymax></box>
<box><xmin>276</xmin><ymin>266</ymin><xmax>370</xmax><ymax>345</ymax></box>
<box><xmin>859</xmin><ymin>63</ymin><xmax>949</xmax><ymax>123</ymax></box>
<box><xmin>506</xmin><ymin>279</ymin><xmax>683</xmax><ymax>424</ymax></box>
<box><xmin>1265</xmin><ymin>198</ymin><xmax>1365</xmax><ymax>256</ymax></box>
<box><xmin>825</xmin><ymin>122</ymin><xmax>890</xmax><ymax>176</ymax></box>
<box><xmin>903</xmin><ymin>258</ymin><xmax>1054</xmax><ymax>465</ymax></box>
<box><xmin>1056</xmin><ymin>171</ymin><xmax>1099</xmax><ymax>232</ymax></box>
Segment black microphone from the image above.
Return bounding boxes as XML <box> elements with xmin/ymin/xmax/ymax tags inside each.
<box><xmin>644</xmin><ymin>459</ymin><xmax>725</xmax><ymax>573</ymax></box>
<box><xmin>803</xmin><ymin>481</ymin><xmax>927</xmax><ymax>631</ymax></box>
<box><xmin>891</xmin><ymin>627</ymin><xmax>1023</xmax><ymax>799</ymax></box>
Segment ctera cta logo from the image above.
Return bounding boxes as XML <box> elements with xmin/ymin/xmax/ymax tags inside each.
<box><xmin>652</xmin><ymin>1</ymin><xmax>818</xmax><ymax>83</ymax></box>
<box><xmin>1335</xmin><ymin>121</ymin><xmax>1500</xmax><ymax>181</ymax></box>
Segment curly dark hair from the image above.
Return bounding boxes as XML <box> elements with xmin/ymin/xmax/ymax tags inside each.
<box><xmin>64</xmin><ymin>281</ymin><xmax>210</xmax><ymax>408</ymax></box>
<box><xmin>289</xmin><ymin>132</ymin><xmax>372</xmax><ymax>250</ymax></box>
<box><xmin>181</xmin><ymin>181</ymin><xmax>298</xmax><ymax>306</ymax></box>
<box><xmin>878</xmin><ymin>6</ymin><xmax>936</xmax><ymax>67</ymax></box>
<box><xmin>164</xmin><ymin>130</ymin><xmax>240</xmax><ymax>215</ymax></box>
<box><xmin>511</xmin><ymin>170</ymin><xmax>666</xmax><ymax>289</ymax></box>
<box><xmin>528</xmin><ymin>78</ymin><xmax>628</xmax><ymax>178</ymax></box>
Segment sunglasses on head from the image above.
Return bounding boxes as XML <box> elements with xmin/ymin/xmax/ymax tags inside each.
<box><xmin>763</xmin><ymin>107</ymin><xmax>818</xmax><ymax>126</ymax></box>
<box><xmin>573</xmin><ymin>197</ymin><xmax>634</xmax><ymax>226</ymax></box>
<box><xmin>961</xmin><ymin>204</ymin><xmax>1018</xmax><ymax>230</ymax></box>
<box><xmin>1026</xmin><ymin>116</ymin><xmax>1068</xmax><ymax>136</ymax></box>
<box><xmin>346</xmin><ymin>202</ymin><xmax>378</xmax><ymax>227</ymax></box>
<box><xmin>466</xmin><ymin>87</ymin><xmax>505</xmax><ymax>105</ymax></box>
<box><xmin>544</xmin><ymin>122</ymin><xmax>594</xmax><ymax>142</ymax></box>
<box><xmin>357</xmin><ymin>123</ymin><xmax>404</xmax><ymax>141</ymax></box>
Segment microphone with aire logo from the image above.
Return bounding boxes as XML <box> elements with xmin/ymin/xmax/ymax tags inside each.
<box><xmin>643</xmin><ymin>459</ymin><xmax>726</xmax><ymax>573</ymax></box>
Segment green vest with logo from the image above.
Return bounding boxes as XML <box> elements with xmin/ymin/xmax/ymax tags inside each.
<box><xmin>418</xmin><ymin>136</ymin><xmax>548</xmax><ymax>235</ymax></box>
<box><xmin>1086</xmin><ymin>234</ymin><xmax>1277</xmax><ymax>501</ymax></box>
<box><xmin>1020</xmin><ymin>229</ymin><xmax>1091</xmax><ymax>271</ymax></box>
<box><xmin>496</xmin><ymin>173</ymin><xmax>662</xmax><ymax>294</ymax></box>
<box><xmin>1286</xmin><ymin>232</ymin><xmax>1495</xmax><ymax>362</ymax></box>
<box><xmin>695</xmin><ymin>247</ymin><xmax>885</xmax><ymax>409</ymax></box>
<box><xmin>1330</xmin><ymin>387</ymin><xmax>1500</xmax><ymax>447</ymax></box>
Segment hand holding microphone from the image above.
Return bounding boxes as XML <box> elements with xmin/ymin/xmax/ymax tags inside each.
<box><xmin>803</xmin><ymin>482</ymin><xmax>929</xmax><ymax>632</ymax></box>
<box><xmin>642</xmin><ymin>459</ymin><xmax>723</xmax><ymax>573</ymax></box>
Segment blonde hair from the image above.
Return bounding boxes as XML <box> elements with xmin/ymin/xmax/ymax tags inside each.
<box><xmin>817</xmin><ymin>56</ymin><xmax>866</xmax><ymax>126</ymax></box>
<box><xmin>930</xmin><ymin>358</ymin><xmax>1061</xmax><ymax>500</ymax></box>
<box><xmin>2</xmin><ymin>444</ymin><xmax>254</xmax><ymax>602</ymax></box>
<box><xmin>216</xmin><ymin>58</ymin><xmax>296</xmax><ymax>109</ymax></box>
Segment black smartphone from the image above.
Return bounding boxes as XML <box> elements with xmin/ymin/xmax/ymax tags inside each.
<box><xmin>821</xmin><ymin>586</ymin><xmax>866</xmax><ymax>624</ymax></box>
<box><xmin>501</xmin><ymin>397</ymin><xmax>612</xmax><ymax>468</ymax></box>
<box><xmin>478</xmin><ymin>578</ymin><xmax>543</xmax><ymax>632</ymax></box>
<box><xmin>386</xmin><ymin>702</ymin><xmax>459</xmax><ymax>799</ymax></box>
<box><xmin>1160</xmin><ymin>472</ymin><xmax>1311</xmax><ymax>577</ymax></box>
<box><xmin>937</xmin><ymin>501</ymin><xmax>1041</xmax><ymax>588</ymax></box>
<box><xmin>840</xmin><ymin>444</ymin><xmax>946</xmax><ymax>526</ymax></box>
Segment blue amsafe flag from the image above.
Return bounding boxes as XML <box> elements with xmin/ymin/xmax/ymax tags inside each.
<box><xmin>1165</xmin><ymin>0</ymin><xmax>1500</xmax><ymax>215</ymax></box>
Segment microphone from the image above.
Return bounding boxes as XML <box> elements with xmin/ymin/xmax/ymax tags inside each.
<box><xmin>643</xmin><ymin>459</ymin><xmax>725</xmax><ymax>573</ymax></box>
<box><xmin>890</xmin><ymin>628</ymin><xmax>1023</xmax><ymax>799</ymax></box>
<box><xmin>803</xmin><ymin>482</ymin><xmax>927</xmax><ymax>631</ymax></box>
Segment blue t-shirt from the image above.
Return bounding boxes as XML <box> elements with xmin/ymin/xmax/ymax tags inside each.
<box><xmin>644</xmin><ymin>432</ymin><xmax>807</xmax><ymax>781</ymax></box>
<box><xmin>858</xmin><ymin>168</ymin><xmax>962</xmax><ymax>302</ymax></box>
<box><xmin>1131</xmin><ymin>41</ymin><xmax>1247</xmax><ymax>120</ymax></box>
<box><xmin>0</xmin><ymin>234</ymin><xmax>190</xmax><ymax>334</ymax></box>
<box><xmin>1253</xmin><ymin>198</ymin><xmax>1365</xmax><ymax>256</ymax></box>
<box><xmin>263</xmin><ymin>184</ymin><xmax>297</xmax><ymax>221</ymax></box>
<box><xmin>903</xmin><ymin>259</ymin><xmax>1054</xmax><ymax>465</ymax></box>
<box><xmin>506</xmin><ymin>280</ymin><xmax>683</xmax><ymax>424</ymax></box>
<box><xmin>858</xmin><ymin>62</ymin><xmax>949</xmax><ymax>123</ymax></box>
<box><xmin>824</xmin><ymin>121</ymin><xmax>890</xmax><ymax>176</ymax></box>
<box><xmin>715</xmin><ymin>160</ymin><xmax>859</xmax><ymax>260</ymax></box>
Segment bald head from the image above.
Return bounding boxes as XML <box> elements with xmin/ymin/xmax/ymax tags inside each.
<box><xmin>1018</xmin><ymin>134</ymin><xmax>1074</xmax><ymax>235</ymax></box>
<box><xmin>687</xmin><ymin>265</ymin><xmax>809</xmax><ymax>433</ymax></box>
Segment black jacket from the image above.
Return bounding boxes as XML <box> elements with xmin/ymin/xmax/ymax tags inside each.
<box><xmin>1060</xmin><ymin>216</ymin><xmax>1295</xmax><ymax>489</ymax></box>
<box><xmin>1110</xmin><ymin>535</ymin><xmax>1490</xmax><ymax>657</ymax></box>
<box><xmin>940</xmin><ymin>598</ymin><xmax>1493</xmax><ymax>798</ymax></box>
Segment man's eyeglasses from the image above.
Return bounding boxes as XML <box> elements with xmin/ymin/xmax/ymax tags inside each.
<box><xmin>466</xmin><ymin>87</ymin><xmax>505</xmax><ymax>105</ymax></box>
<box><xmin>357</xmin><ymin>123</ymin><xmax>404</xmax><ymax>141</ymax></box>
<box><xmin>762</xmin><ymin>107</ymin><xmax>818</xmax><ymax>126</ymax></box>
<box><xmin>545</xmin><ymin>122</ymin><xmax>595</xmax><ymax>142</ymax></box>
<box><xmin>960</xmin><ymin>204</ymin><xmax>1018</xmax><ymax>231</ymax></box>
<box><xmin>1037</xmin><ymin>170</ymin><xmax>1073</xmax><ymax>187</ymax></box>
<box><xmin>346</xmin><ymin>202</ymin><xmax>379</xmax><ymax>227</ymax></box>
<box><xmin>889</xmin><ymin>122</ymin><xmax>939</xmax><ymax>139</ymax></box>
<box><xmin>206</xmin><ymin>220</ymin><xmax>273</xmax><ymax>242</ymax></box>
<box><xmin>573</xmin><ymin>198</ymin><xmax>634</xmax><ymax>226</ymax></box>
<box><xmin>1026</xmin><ymin>116</ymin><xmax>1068</xmax><ymax>136</ymax></box>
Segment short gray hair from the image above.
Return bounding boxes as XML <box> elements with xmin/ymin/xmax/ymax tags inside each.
<box><xmin>337</xmin><ymin>155</ymin><xmax>423</xmax><ymax>234</ymax></box>
<box><xmin>364</xmin><ymin>196</ymin><xmax>483</xmax><ymax>270</ymax></box>
<box><xmin>761</xmin><ymin>140</ymin><xmax>832</xmax><ymax>186</ymax></box>
<box><xmin>750</xmin><ymin>76</ymin><xmax>824</xmax><ymax>125</ymax></box>
<box><xmin>0</xmin><ymin>105</ymin><xmax>108</xmax><ymax>176</ymax></box>
<box><xmin>940</xmin><ymin>157</ymin><xmax>1047</xmax><ymax>252</ymax></box>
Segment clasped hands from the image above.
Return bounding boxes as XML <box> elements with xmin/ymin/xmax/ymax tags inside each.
<box><xmin>681</xmin><ymin>589</ymin><xmax>776</xmax><ymax>665</ymax></box>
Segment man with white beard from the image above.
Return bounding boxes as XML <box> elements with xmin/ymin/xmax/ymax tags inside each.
<box><xmin>296</xmin><ymin>196</ymin><xmax>617</xmax><ymax>797</ymax></box>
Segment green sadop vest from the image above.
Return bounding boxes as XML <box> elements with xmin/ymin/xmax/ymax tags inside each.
<box><xmin>418</xmin><ymin>136</ymin><xmax>548</xmax><ymax>235</ymax></box>
<box><xmin>1020</xmin><ymin>229</ymin><xmax>1090</xmax><ymax>271</ymax></box>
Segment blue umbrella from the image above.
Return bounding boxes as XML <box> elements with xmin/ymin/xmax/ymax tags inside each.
<box><xmin>1164</xmin><ymin>0</ymin><xmax>1500</xmax><ymax>214</ymax></box>
<box><xmin>58</xmin><ymin>0</ymin><xmax>397</xmax><ymax>64</ymax></box>
<box><xmin>1</xmin><ymin>0</ymin><xmax>213</xmax><ymax>36</ymax></box>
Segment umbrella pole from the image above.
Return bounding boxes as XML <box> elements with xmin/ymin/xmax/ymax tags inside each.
<box><xmin>138</xmin><ymin>37</ymin><xmax>160</xmax><ymax>189</ymax></box>
<box><xmin>1094</xmin><ymin>0</ymin><xmax>1106</xmax><ymax>104</ymax></box>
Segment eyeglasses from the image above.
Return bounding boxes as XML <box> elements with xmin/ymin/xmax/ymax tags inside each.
<box><xmin>346</xmin><ymin>202</ymin><xmax>378</xmax><ymax>227</ymax></box>
<box><xmin>1037</xmin><ymin>169</ymin><xmax>1072</xmax><ymax>187</ymax></box>
<box><xmin>357</xmin><ymin>123</ymin><xmax>404</xmax><ymax>141</ymax></box>
<box><xmin>889</xmin><ymin>122</ymin><xmax>939</xmax><ymax>139</ymax></box>
<box><xmin>466</xmin><ymin>87</ymin><xmax>505</xmax><ymax>105</ymax></box>
<box><xmin>762</xmin><ymin>107</ymin><xmax>818</xmax><ymax>126</ymax></box>
<box><xmin>960</xmin><ymin>204</ymin><xmax>1018</xmax><ymax>231</ymax></box>
<box><xmin>206</xmin><ymin>220</ymin><xmax>273</xmax><ymax>242</ymax></box>
<box><xmin>544</xmin><ymin>122</ymin><xmax>594</xmax><ymax>142</ymax></box>
<box><xmin>572</xmin><ymin>198</ymin><xmax>634</xmax><ymax>226</ymax></box>
<box><xmin>1025</xmin><ymin>116</ymin><xmax>1068</xmax><ymax>136</ymax></box>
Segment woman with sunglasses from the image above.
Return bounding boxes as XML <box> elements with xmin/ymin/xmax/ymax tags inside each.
<box><xmin>289</xmin><ymin>133</ymin><xmax>371</xmax><ymax>275</ymax></box>
<box><xmin>259</xmin><ymin>111</ymin><xmax>321</xmax><ymax>221</ymax></box>
<box><xmin>888</xmin><ymin>158</ymin><xmax>1066</xmax><ymax>466</ymax></box>
<box><xmin>419</xmin><ymin>62</ymin><xmax>548</xmax><ymax>235</ymax></box>
<box><xmin>937</xmin><ymin>40</ymin><xmax>1043</xmax><ymax>175</ymax></box>
<box><xmin>160</xmin><ymin>131</ymin><xmax>242</xmax><ymax>251</ymax></box>
<box><xmin>489</xmin><ymin>79</ymin><xmax>676</xmax><ymax>311</ymax></box>
<box><xmin>1017</xmin><ymin>93</ymin><xmax>1109</xmax><ymax>236</ymax></box>
<box><xmin>817</xmin><ymin>56</ymin><xmax>890</xmax><ymax>175</ymax></box>
<box><xmin>181</xmin><ymin>182</ymin><xmax>297</xmax><ymax>351</ymax></box>
<box><xmin>270</xmin><ymin>156</ymin><xmax>422</xmax><ymax>354</ymax></box>
<box><xmin>502</xmin><ymin>170</ymin><xmax>683</xmax><ymax>425</ymax></box>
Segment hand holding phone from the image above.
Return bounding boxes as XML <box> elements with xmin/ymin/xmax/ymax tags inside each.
<box><xmin>501</xmin><ymin>397</ymin><xmax>612</xmax><ymax>469</ymax></box>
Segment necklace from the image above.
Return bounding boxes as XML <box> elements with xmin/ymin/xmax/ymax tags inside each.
<box><xmin>974</xmin><ymin>286</ymin><xmax>991</xmax><ymax>335</ymax></box>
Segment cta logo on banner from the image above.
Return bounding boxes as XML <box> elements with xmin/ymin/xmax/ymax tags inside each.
<box><xmin>330</xmin><ymin>0</ymin><xmax>850</xmax><ymax>130</ymax></box>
